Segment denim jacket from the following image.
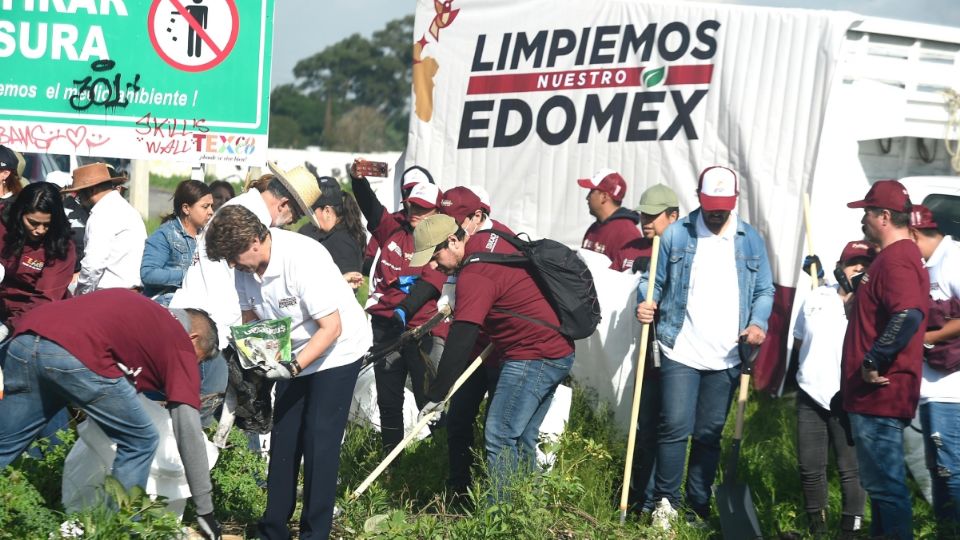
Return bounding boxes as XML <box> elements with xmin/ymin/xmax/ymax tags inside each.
<box><xmin>141</xmin><ymin>218</ymin><xmax>196</xmax><ymax>302</ymax></box>
<box><xmin>638</xmin><ymin>209</ymin><xmax>775</xmax><ymax>349</ymax></box>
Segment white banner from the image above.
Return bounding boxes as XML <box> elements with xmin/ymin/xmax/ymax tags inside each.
<box><xmin>407</xmin><ymin>0</ymin><xmax>854</xmax><ymax>290</ymax></box>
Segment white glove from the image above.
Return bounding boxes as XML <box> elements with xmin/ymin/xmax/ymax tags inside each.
<box><xmin>418</xmin><ymin>400</ymin><xmax>444</xmax><ymax>426</ymax></box>
<box><xmin>437</xmin><ymin>282</ymin><xmax>457</xmax><ymax>311</ymax></box>
<box><xmin>262</xmin><ymin>362</ymin><xmax>296</xmax><ymax>380</ymax></box>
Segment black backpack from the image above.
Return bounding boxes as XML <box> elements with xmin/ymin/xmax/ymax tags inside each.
<box><xmin>462</xmin><ymin>230</ymin><xmax>601</xmax><ymax>340</ymax></box>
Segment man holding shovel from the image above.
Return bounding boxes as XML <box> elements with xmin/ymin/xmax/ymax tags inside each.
<box><xmin>636</xmin><ymin>166</ymin><xmax>773</xmax><ymax>528</ymax></box>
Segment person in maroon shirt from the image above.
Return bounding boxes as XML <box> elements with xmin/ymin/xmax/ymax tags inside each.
<box><xmin>0</xmin><ymin>289</ymin><xmax>222</xmax><ymax>538</ymax></box>
<box><xmin>0</xmin><ymin>182</ymin><xmax>76</xmax><ymax>336</ymax></box>
<box><xmin>577</xmin><ymin>169</ymin><xmax>642</xmax><ymax>270</ymax></box>
<box><xmin>350</xmin><ymin>161</ymin><xmax>449</xmax><ymax>454</ymax></box>
<box><xmin>409</xmin><ymin>214</ymin><xmax>574</xmax><ymax>500</ymax></box>
<box><xmin>841</xmin><ymin>180</ymin><xmax>929</xmax><ymax>540</ymax></box>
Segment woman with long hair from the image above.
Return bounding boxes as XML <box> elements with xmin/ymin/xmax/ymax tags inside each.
<box><xmin>141</xmin><ymin>179</ymin><xmax>213</xmax><ymax>306</ymax></box>
<box><xmin>299</xmin><ymin>176</ymin><xmax>367</xmax><ymax>290</ymax></box>
<box><xmin>0</xmin><ymin>182</ymin><xmax>75</xmax><ymax>333</ymax></box>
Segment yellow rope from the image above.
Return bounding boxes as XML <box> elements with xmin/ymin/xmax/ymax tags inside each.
<box><xmin>945</xmin><ymin>88</ymin><xmax>960</xmax><ymax>174</ymax></box>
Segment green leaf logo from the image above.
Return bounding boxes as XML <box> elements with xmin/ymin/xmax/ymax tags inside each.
<box><xmin>643</xmin><ymin>67</ymin><xmax>666</xmax><ymax>88</ymax></box>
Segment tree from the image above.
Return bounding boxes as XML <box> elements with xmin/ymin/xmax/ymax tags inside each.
<box><xmin>328</xmin><ymin>106</ymin><xmax>389</xmax><ymax>152</ymax></box>
<box><xmin>268</xmin><ymin>15</ymin><xmax>414</xmax><ymax>150</ymax></box>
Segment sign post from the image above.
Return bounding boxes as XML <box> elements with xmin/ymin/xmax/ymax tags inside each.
<box><xmin>0</xmin><ymin>0</ymin><xmax>275</xmax><ymax>166</ymax></box>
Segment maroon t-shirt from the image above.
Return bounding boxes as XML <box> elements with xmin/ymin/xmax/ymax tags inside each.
<box><xmin>841</xmin><ymin>239</ymin><xmax>929</xmax><ymax>419</ymax></box>
<box><xmin>367</xmin><ymin>208</ymin><xmax>448</xmax><ymax>337</ymax></box>
<box><xmin>610</xmin><ymin>236</ymin><xmax>653</xmax><ymax>273</ymax></box>
<box><xmin>0</xmin><ymin>218</ymin><xmax>76</xmax><ymax>327</ymax></box>
<box><xmin>14</xmin><ymin>289</ymin><xmax>202</xmax><ymax>409</ymax></box>
<box><xmin>582</xmin><ymin>209</ymin><xmax>641</xmax><ymax>270</ymax></box>
<box><xmin>454</xmin><ymin>230</ymin><xmax>574</xmax><ymax>360</ymax></box>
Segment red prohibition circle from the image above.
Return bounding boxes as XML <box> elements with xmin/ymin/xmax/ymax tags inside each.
<box><xmin>148</xmin><ymin>0</ymin><xmax>240</xmax><ymax>73</ymax></box>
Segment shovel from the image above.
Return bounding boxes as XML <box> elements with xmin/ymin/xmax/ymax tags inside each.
<box><xmin>716</xmin><ymin>336</ymin><xmax>762</xmax><ymax>539</ymax></box>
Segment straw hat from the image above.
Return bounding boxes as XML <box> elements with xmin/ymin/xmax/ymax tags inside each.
<box><xmin>266</xmin><ymin>161</ymin><xmax>322</xmax><ymax>228</ymax></box>
<box><xmin>61</xmin><ymin>163</ymin><xmax>127</xmax><ymax>193</ymax></box>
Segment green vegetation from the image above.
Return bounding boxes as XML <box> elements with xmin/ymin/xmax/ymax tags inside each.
<box><xmin>0</xmin><ymin>387</ymin><xmax>939</xmax><ymax>538</ymax></box>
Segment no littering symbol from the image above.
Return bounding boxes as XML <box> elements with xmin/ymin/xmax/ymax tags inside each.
<box><xmin>148</xmin><ymin>0</ymin><xmax>239</xmax><ymax>72</ymax></box>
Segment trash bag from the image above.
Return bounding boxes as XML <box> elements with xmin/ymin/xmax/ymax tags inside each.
<box><xmin>62</xmin><ymin>395</ymin><xmax>219</xmax><ymax>515</ymax></box>
<box><xmin>224</xmin><ymin>346</ymin><xmax>274</xmax><ymax>434</ymax></box>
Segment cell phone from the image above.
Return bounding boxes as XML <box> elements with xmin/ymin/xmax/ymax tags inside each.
<box><xmin>834</xmin><ymin>267</ymin><xmax>854</xmax><ymax>294</ymax></box>
<box><xmin>353</xmin><ymin>159</ymin><xmax>388</xmax><ymax>178</ymax></box>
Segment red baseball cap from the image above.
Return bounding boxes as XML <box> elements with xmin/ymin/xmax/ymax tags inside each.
<box><xmin>577</xmin><ymin>169</ymin><xmax>626</xmax><ymax>202</ymax></box>
<box><xmin>909</xmin><ymin>204</ymin><xmax>939</xmax><ymax>229</ymax></box>
<box><xmin>405</xmin><ymin>182</ymin><xmax>441</xmax><ymax>209</ymax></box>
<box><xmin>847</xmin><ymin>180</ymin><xmax>911</xmax><ymax>212</ymax></box>
<box><xmin>466</xmin><ymin>184</ymin><xmax>491</xmax><ymax>214</ymax></box>
<box><xmin>838</xmin><ymin>240</ymin><xmax>876</xmax><ymax>265</ymax></box>
<box><xmin>440</xmin><ymin>186</ymin><xmax>483</xmax><ymax>224</ymax></box>
<box><xmin>697</xmin><ymin>166</ymin><xmax>739</xmax><ymax>211</ymax></box>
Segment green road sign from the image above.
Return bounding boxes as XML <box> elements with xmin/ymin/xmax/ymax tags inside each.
<box><xmin>0</xmin><ymin>0</ymin><xmax>274</xmax><ymax>165</ymax></box>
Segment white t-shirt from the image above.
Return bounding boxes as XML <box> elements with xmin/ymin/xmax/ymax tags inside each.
<box><xmin>659</xmin><ymin>212</ymin><xmax>740</xmax><ymax>371</ymax></box>
<box><xmin>169</xmin><ymin>189</ymin><xmax>271</xmax><ymax>348</ymax></box>
<box><xmin>794</xmin><ymin>284</ymin><xmax>848</xmax><ymax>410</ymax></box>
<box><xmin>77</xmin><ymin>190</ymin><xmax>147</xmax><ymax>294</ymax></box>
<box><xmin>236</xmin><ymin>229</ymin><xmax>372</xmax><ymax>376</ymax></box>
<box><xmin>920</xmin><ymin>236</ymin><xmax>960</xmax><ymax>404</ymax></box>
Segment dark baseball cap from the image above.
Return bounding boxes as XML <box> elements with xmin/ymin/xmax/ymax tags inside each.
<box><xmin>313</xmin><ymin>176</ymin><xmax>343</xmax><ymax>208</ymax></box>
<box><xmin>847</xmin><ymin>180</ymin><xmax>911</xmax><ymax>212</ymax></box>
<box><xmin>0</xmin><ymin>145</ymin><xmax>16</xmax><ymax>171</ymax></box>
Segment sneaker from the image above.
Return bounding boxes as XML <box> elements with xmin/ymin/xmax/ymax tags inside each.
<box><xmin>651</xmin><ymin>498</ymin><xmax>677</xmax><ymax>530</ymax></box>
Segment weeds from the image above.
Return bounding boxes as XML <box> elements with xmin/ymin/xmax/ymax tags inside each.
<box><xmin>0</xmin><ymin>384</ymin><xmax>941</xmax><ymax>538</ymax></box>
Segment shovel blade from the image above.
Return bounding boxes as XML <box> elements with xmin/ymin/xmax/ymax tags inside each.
<box><xmin>716</xmin><ymin>480</ymin><xmax>762</xmax><ymax>539</ymax></box>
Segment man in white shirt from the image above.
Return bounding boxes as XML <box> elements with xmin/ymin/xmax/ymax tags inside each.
<box><xmin>636</xmin><ymin>166</ymin><xmax>774</xmax><ymax>527</ymax></box>
<box><xmin>61</xmin><ymin>163</ymin><xmax>146</xmax><ymax>295</ymax></box>
<box><xmin>911</xmin><ymin>205</ymin><xmax>960</xmax><ymax>535</ymax></box>
<box><xmin>169</xmin><ymin>162</ymin><xmax>321</xmax><ymax>351</ymax></box>
<box><xmin>204</xmin><ymin>204</ymin><xmax>372</xmax><ymax>540</ymax></box>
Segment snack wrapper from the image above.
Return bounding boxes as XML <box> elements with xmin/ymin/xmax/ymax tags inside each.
<box><xmin>230</xmin><ymin>318</ymin><xmax>293</xmax><ymax>370</ymax></box>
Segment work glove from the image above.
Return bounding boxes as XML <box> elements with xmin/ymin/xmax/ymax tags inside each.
<box><xmin>196</xmin><ymin>513</ymin><xmax>222</xmax><ymax>540</ymax></box>
<box><xmin>397</xmin><ymin>275</ymin><xmax>419</xmax><ymax>294</ymax></box>
<box><xmin>262</xmin><ymin>362</ymin><xmax>297</xmax><ymax>380</ymax></box>
<box><xmin>417</xmin><ymin>400</ymin><xmax>444</xmax><ymax>426</ymax></box>
<box><xmin>392</xmin><ymin>307</ymin><xmax>408</xmax><ymax>329</ymax></box>
<box><xmin>802</xmin><ymin>255</ymin><xmax>824</xmax><ymax>279</ymax></box>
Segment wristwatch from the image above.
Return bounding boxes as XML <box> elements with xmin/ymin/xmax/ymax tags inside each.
<box><xmin>861</xmin><ymin>356</ymin><xmax>878</xmax><ymax>371</ymax></box>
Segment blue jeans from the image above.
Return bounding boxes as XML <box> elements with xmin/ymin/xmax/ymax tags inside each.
<box><xmin>484</xmin><ymin>354</ymin><xmax>573</xmax><ymax>500</ymax></box>
<box><xmin>849</xmin><ymin>413</ymin><xmax>913</xmax><ymax>540</ymax></box>
<box><xmin>654</xmin><ymin>356</ymin><xmax>738</xmax><ymax>517</ymax></box>
<box><xmin>0</xmin><ymin>334</ymin><xmax>158</xmax><ymax>491</ymax></box>
<box><xmin>630</xmin><ymin>371</ymin><xmax>661</xmax><ymax>513</ymax></box>
<box><xmin>920</xmin><ymin>402</ymin><xmax>960</xmax><ymax>530</ymax></box>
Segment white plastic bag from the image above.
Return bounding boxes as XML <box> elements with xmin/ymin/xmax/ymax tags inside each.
<box><xmin>62</xmin><ymin>395</ymin><xmax>219</xmax><ymax>515</ymax></box>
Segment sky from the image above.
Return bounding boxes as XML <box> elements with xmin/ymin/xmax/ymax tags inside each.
<box><xmin>271</xmin><ymin>0</ymin><xmax>960</xmax><ymax>88</ymax></box>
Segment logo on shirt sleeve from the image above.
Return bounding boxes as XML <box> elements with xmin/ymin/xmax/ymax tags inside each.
<box><xmin>485</xmin><ymin>233</ymin><xmax>499</xmax><ymax>252</ymax></box>
<box><xmin>278</xmin><ymin>296</ymin><xmax>298</xmax><ymax>309</ymax></box>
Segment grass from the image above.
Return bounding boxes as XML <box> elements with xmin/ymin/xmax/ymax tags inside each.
<box><xmin>2</xmin><ymin>380</ymin><xmax>940</xmax><ymax>538</ymax></box>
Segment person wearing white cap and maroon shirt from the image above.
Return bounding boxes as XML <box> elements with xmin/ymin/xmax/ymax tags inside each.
<box><xmin>350</xmin><ymin>161</ymin><xmax>449</xmax><ymax>454</ymax></box>
<box><xmin>792</xmin><ymin>240</ymin><xmax>873</xmax><ymax>538</ymax></box>
<box><xmin>636</xmin><ymin>165</ymin><xmax>774</xmax><ymax>527</ymax></box>
<box><xmin>204</xmin><ymin>205</ymin><xmax>372</xmax><ymax>540</ymax></box>
<box><xmin>408</xmin><ymin>214</ymin><xmax>574</xmax><ymax>501</ymax></box>
<box><xmin>841</xmin><ymin>180</ymin><xmax>929</xmax><ymax>540</ymax></box>
<box><xmin>909</xmin><ymin>204</ymin><xmax>960</xmax><ymax>534</ymax></box>
<box><xmin>578</xmin><ymin>169</ymin><xmax>642</xmax><ymax>270</ymax></box>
